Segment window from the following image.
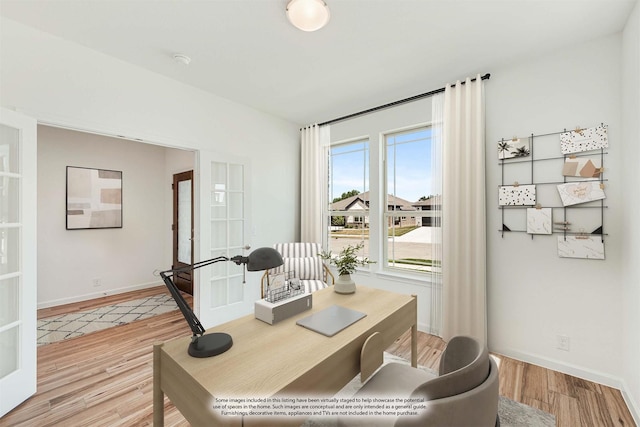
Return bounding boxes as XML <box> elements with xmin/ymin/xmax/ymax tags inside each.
<box><xmin>327</xmin><ymin>139</ymin><xmax>370</xmax><ymax>259</ymax></box>
<box><xmin>325</xmin><ymin>126</ymin><xmax>439</xmax><ymax>276</ymax></box>
<box><xmin>385</xmin><ymin>127</ymin><xmax>438</xmax><ymax>273</ymax></box>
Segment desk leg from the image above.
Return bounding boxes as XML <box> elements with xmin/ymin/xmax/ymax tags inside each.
<box><xmin>153</xmin><ymin>343</ymin><xmax>164</xmax><ymax>427</ymax></box>
<box><xmin>411</xmin><ymin>323</ymin><xmax>417</xmax><ymax>368</ymax></box>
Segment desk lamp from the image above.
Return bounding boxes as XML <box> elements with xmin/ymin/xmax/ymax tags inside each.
<box><xmin>160</xmin><ymin>247</ymin><xmax>283</xmax><ymax>358</ymax></box>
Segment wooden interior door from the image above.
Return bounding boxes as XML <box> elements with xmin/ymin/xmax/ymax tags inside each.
<box><xmin>172</xmin><ymin>170</ymin><xmax>194</xmax><ymax>294</ymax></box>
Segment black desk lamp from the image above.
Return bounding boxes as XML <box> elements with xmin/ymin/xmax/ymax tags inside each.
<box><xmin>159</xmin><ymin>247</ymin><xmax>283</xmax><ymax>358</ymax></box>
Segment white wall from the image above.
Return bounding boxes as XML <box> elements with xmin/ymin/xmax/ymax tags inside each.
<box><xmin>1</xmin><ymin>18</ymin><xmax>300</xmax><ymax>303</ymax></box>
<box><xmin>486</xmin><ymin>34</ymin><xmax>625</xmax><ymax>387</ymax></box>
<box><xmin>621</xmin><ymin>1</ymin><xmax>640</xmax><ymax>420</ymax></box>
<box><xmin>37</xmin><ymin>125</ymin><xmax>174</xmax><ymax>306</ymax></box>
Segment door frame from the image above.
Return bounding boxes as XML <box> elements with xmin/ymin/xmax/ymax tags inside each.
<box><xmin>172</xmin><ymin>170</ymin><xmax>194</xmax><ymax>294</ymax></box>
<box><xmin>22</xmin><ymin>111</ymin><xmax>240</xmax><ymax>327</ymax></box>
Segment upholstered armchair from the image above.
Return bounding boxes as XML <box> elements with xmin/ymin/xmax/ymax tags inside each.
<box><xmin>260</xmin><ymin>243</ymin><xmax>334</xmax><ymax>297</ymax></box>
<box><xmin>338</xmin><ymin>335</ymin><xmax>500</xmax><ymax>427</ymax></box>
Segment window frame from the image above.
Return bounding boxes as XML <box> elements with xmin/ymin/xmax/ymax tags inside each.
<box><xmin>325</xmin><ymin>123</ymin><xmax>437</xmax><ymax>281</ymax></box>
<box><xmin>383</xmin><ymin>125</ymin><xmax>436</xmax><ymax>274</ymax></box>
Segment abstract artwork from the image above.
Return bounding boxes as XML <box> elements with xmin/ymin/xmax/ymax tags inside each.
<box><xmin>527</xmin><ymin>208</ymin><xmax>552</xmax><ymax>235</ymax></box>
<box><xmin>66</xmin><ymin>166</ymin><xmax>122</xmax><ymax>229</ymax></box>
<box><xmin>557</xmin><ymin>236</ymin><xmax>605</xmax><ymax>260</ymax></box>
<box><xmin>557</xmin><ymin>181</ymin><xmax>605</xmax><ymax>207</ymax></box>
<box><xmin>498</xmin><ymin>185</ymin><xmax>536</xmax><ymax>206</ymax></box>
<box><xmin>562</xmin><ymin>157</ymin><xmax>602</xmax><ymax>178</ymax></box>
<box><xmin>560</xmin><ymin>125</ymin><xmax>608</xmax><ymax>154</ymax></box>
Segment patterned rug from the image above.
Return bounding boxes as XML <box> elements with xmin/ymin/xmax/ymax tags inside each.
<box><xmin>302</xmin><ymin>353</ymin><xmax>555</xmax><ymax>427</ymax></box>
<box><xmin>37</xmin><ymin>293</ymin><xmax>177</xmax><ymax>346</ymax></box>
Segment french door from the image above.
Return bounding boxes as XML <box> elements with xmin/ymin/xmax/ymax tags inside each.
<box><xmin>196</xmin><ymin>150</ymin><xmax>253</xmax><ymax>328</ymax></box>
<box><xmin>0</xmin><ymin>108</ymin><xmax>37</xmax><ymax>417</ymax></box>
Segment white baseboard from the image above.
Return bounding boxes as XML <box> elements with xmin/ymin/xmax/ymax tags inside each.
<box><xmin>403</xmin><ymin>327</ymin><xmax>637</xmax><ymax>422</ymax></box>
<box><xmin>494</xmin><ymin>348</ymin><xmax>623</xmax><ymax>389</ymax></box>
<box><xmin>490</xmin><ymin>348</ymin><xmax>639</xmax><ymax>425</ymax></box>
<box><xmin>37</xmin><ymin>281</ymin><xmax>164</xmax><ymax>309</ymax></box>
<box><xmin>619</xmin><ymin>379</ymin><xmax>640</xmax><ymax>426</ymax></box>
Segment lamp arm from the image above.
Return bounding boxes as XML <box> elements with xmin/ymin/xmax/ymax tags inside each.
<box><xmin>159</xmin><ymin>256</ymin><xmax>232</xmax><ymax>339</ymax></box>
<box><xmin>160</xmin><ymin>271</ymin><xmax>205</xmax><ymax>337</ymax></box>
<box><xmin>161</xmin><ymin>256</ymin><xmax>230</xmax><ymax>277</ymax></box>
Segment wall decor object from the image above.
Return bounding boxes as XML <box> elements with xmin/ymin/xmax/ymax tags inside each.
<box><xmin>498</xmin><ymin>184</ymin><xmax>536</xmax><ymax>206</ymax></box>
<box><xmin>498</xmin><ymin>137</ymin><xmax>530</xmax><ymax>160</ymax></box>
<box><xmin>557</xmin><ymin>181</ymin><xmax>606</xmax><ymax>207</ymax></box>
<box><xmin>560</xmin><ymin>125</ymin><xmax>608</xmax><ymax>154</ymax></box>
<box><xmin>557</xmin><ymin>236</ymin><xmax>605</xmax><ymax>260</ymax></box>
<box><xmin>498</xmin><ymin>123</ymin><xmax>608</xmax><ymax>260</ymax></box>
<box><xmin>526</xmin><ymin>208</ymin><xmax>552</xmax><ymax>234</ymax></box>
<box><xmin>562</xmin><ymin>157</ymin><xmax>602</xmax><ymax>178</ymax></box>
<box><xmin>66</xmin><ymin>166</ymin><xmax>122</xmax><ymax>229</ymax></box>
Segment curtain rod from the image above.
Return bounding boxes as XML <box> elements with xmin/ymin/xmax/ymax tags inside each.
<box><xmin>315</xmin><ymin>73</ymin><xmax>490</xmax><ymax>128</ymax></box>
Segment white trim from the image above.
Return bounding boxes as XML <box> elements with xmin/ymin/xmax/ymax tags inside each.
<box><xmin>37</xmin><ymin>281</ymin><xmax>164</xmax><ymax>310</ymax></box>
<box><xmin>12</xmin><ymin>107</ymin><xmax>194</xmax><ymax>151</ymax></box>
<box><xmin>494</xmin><ymin>348</ymin><xmax>625</xmax><ymax>389</ymax></box>
<box><xmin>620</xmin><ymin>379</ymin><xmax>640</xmax><ymax>425</ymax></box>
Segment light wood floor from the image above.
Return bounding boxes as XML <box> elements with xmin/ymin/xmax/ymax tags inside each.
<box><xmin>2</xmin><ymin>287</ymin><xmax>635</xmax><ymax>426</ymax></box>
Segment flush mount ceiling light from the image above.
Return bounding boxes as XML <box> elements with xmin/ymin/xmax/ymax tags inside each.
<box><xmin>172</xmin><ymin>53</ymin><xmax>191</xmax><ymax>65</ymax></box>
<box><xmin>286</xmin><ymin>0</ymin><xmax>330</xmax><ymax>32</ymax></box>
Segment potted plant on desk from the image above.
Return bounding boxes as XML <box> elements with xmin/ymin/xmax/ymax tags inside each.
<box><xmin>320</xmin><ymin>242</ymin><xmax>375</xmax><ymax>294</ymax></box>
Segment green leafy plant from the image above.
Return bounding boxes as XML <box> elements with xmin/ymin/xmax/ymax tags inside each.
<box><xmin>320</xmin><ymin>242</ymin><xmax>375</xmax><ymax>276</ymax></box>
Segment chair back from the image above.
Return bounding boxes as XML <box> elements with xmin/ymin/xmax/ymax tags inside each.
<box><xmin>397</xmin><ymin>358</ymin><xmax>499</xmax><ymax>427</ymax></box>
<box><xmin>274</xmin><ymin>242</ymin><xmax>321</xmax><ymax>258</ymax></box>
<box><xmin>412</xmin><ymin>335</ymin><xmax>489</xmax><ymax>401</ymax></box>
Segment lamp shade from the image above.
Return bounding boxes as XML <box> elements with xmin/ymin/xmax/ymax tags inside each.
<box><xmin>246</xmin><ymin>247</ymin><xmax>284</xmax><ymax>271</ymax></box>
<box><xmin>286</xmin><ymin>0</ymin><xmax>330</xmax><ymax>32</ymax></box>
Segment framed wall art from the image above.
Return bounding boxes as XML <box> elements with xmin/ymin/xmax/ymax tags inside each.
<box><xmin>66</xmin><ymin>166</ymin><xmax>123</xmax><ymax>230</ymax></box>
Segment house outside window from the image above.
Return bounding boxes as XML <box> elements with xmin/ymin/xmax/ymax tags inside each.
<box><xmin>327</xmin><ymin>140</ymin><xmax>370</xmax><ymax>258</ymax></box>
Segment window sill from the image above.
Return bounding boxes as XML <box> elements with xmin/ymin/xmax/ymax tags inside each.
<box><xmin>352</xmin><ymin>267</ymin><xmax>438</xmax><ymax>288</ymax></box>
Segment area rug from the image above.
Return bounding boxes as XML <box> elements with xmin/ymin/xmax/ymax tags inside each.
<box><xmin>37</xmin><ymin>293</ymin><xmax>177</xmax><ymax>346</ymax></box>
<box><xmin>302</xmin><ymin>353</ymin><xmax>555</xmax><ymax>427</ymax></box>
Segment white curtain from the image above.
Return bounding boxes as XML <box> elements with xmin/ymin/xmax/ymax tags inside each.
<box><xmin>429</xmin><ymin>93</ymin><xmax>444</xmax><ymax>336</ymax></box>
<box><xmin>438</xmin><ymin>75</ymin><xmax>487</xmax><ymax>344</ymax></box>
<box><xmin>300</xmin><ymin>124</ymin><xmax>330</xmax><ymax>243</ymax></box>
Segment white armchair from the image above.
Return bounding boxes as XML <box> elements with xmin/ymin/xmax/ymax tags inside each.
<box><xmin>261</xmin><ymin>243</ymin><xmax>334</xmax><ymax>297</ymax></box>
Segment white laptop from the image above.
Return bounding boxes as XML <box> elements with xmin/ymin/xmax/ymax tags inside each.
<box><xmin>296</xmin><ymin>305</ymin><xmax>366</xmax><ymax>337</ymax></box>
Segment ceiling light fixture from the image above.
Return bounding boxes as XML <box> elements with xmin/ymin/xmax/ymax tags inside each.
<box><xmin>173</xmin><ymin>53</ymin><xmax>191</xmax><ymax>65</ymax></box>
<box><xmin>286</xmin><ymin>0</ymin><xmax>330</xmax><ymax>32</ymax></box>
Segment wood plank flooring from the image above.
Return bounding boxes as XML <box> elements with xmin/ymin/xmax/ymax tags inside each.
<box><xmin>2</xmin><ymin>288</ymin><xmax>636</xmax><ymax>426</ymax></box>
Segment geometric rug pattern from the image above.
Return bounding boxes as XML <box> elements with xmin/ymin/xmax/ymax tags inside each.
<box><xmin>37</xmin><ymin>293</ymin><xmax>177</xmax><ymax>346</ymax></box>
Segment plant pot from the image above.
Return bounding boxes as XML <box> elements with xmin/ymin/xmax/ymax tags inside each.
<box><xmin>334</xmin><ymin>274</ymin><xmax>356</xmax><ymax>294</ymax></box>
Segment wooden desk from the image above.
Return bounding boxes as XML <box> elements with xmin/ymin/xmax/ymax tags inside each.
<box><xmin>153</xmin><ymin>286</ymin><xmax>417</xmax><ymax>426</ymax></box>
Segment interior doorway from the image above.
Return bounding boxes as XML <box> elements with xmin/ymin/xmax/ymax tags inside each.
<box><xmin>172</xmin><ymin>170</ymin><xmax>194</xmax><ymax>294</ymax></box>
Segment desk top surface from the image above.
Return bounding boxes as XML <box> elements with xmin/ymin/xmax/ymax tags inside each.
<box><xmin>159</xmin><ymin>285</ymin><xmax>415</xmax><ymax>397</ymax></box>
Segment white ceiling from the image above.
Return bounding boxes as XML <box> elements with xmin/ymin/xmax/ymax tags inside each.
<box><xmin>0</xmin><ymin>0</ymin><xmax>636</xmax><ymax>125</ymax></box>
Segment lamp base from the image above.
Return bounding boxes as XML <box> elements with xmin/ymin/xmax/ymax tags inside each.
<box><xmin>188</xmin><ymin>332</ymin><xmax>233</xmax><ymax>358</ymax></box>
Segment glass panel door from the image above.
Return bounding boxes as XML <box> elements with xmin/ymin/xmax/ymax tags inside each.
<box><xmin>0</xmin><ymin>108</ymin><xmax>37</xmax><ymax>417</ymax></box>
<box><xmin>197</xmin><ymin>150</ymin><xmax>252</xmax><ymax>327</ymax></box>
